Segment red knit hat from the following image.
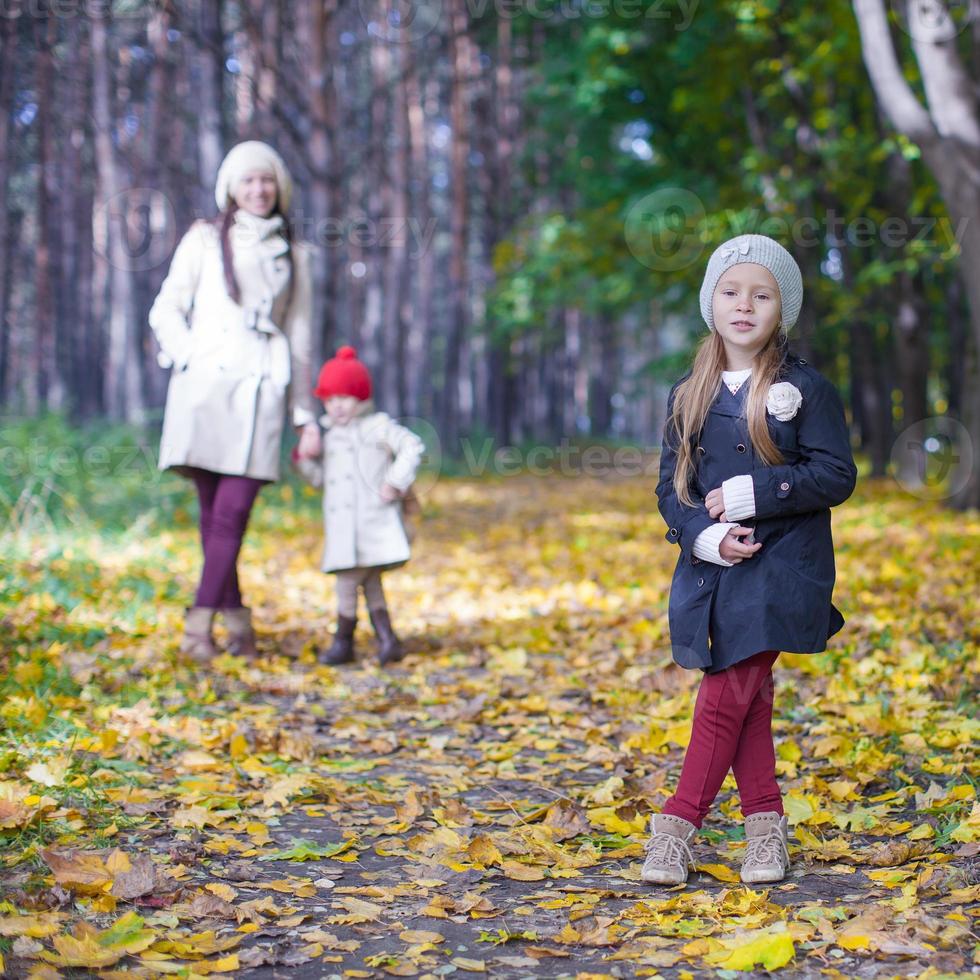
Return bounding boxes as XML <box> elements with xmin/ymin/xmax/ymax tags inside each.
<box><xmin>314</xmin><ymin>346</ymin><xmax>372</xmax><ymax>401</ymax></box>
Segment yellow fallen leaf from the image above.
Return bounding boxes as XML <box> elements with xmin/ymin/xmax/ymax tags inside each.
<box><xmin>451</xmin><ymin>957</ymin><xmax>486</xmax><ymax>972</ymax></box>
<box><xmin>697</xmin><ymin>863</ymin><xmax>740</xmax><ymax>883</ymax></box>
<box><xmin>467</xmin><ymin>835</ymin><xmax>503</xmax><ymax>866</ymax></box>
<box><xmin>499</xmin><ymin>860</ymin><xmax>545</xmax><ymax>881</ymax></box>
<box><xmin>907</xmin><ymin>823</ymin><xmax>935</xmax><ymax>840</ymax></box>
<box><xmin>41</xmin><ymin>848</ymin><xmax>113</xmax><ymax>896</ymax></box>
<box><xmin>704</xmin><ymin>927</ymin><xmax>795</xmax><ymax>970</ymax></box>
<box><xmin>0</xmin><ymin>912</ymin><xmax>65</xmax><ymax>938</ymax></box>
<box><xmin>205</xmin><ymin>883</ymin><xmax>238</xmax><ymax>902</ymax></box>
<box><xmin>399</xmin><ymin>929</ymin><xmax>445</xmax><ymax>944</ymax></box>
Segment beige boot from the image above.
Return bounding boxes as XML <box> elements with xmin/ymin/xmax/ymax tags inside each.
<box><xmin>180</xmin><ymin>607</ymin><xmax>217</xmax><ymax>663</ymax></box>
<box><xmin>641</xmin><ymin>813</ymin><xmax>697</xmax><ymax>885</ymax></box>
<box><xmin>222</xmin><ymin>607</ymin><xmax>258</xmax><ymax>659</ymax></box>
<box><xmin>740</xmin><ymin>811</ymin><xmax>790</xmax><ymax>884</ymax></box>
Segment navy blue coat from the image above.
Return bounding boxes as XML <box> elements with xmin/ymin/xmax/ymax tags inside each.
<box><xmin>656</xmin><ymin>353</ymin><xmax>857</xmax><ymax>673</ymax></box>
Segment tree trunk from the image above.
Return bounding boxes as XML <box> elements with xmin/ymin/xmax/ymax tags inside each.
<box><xmin>0</xmin><ymin>6</ymin><xmax>17</xmax><ymax>407</ymax></box>
<box><xmin>441</xmin><ymin>0</ymin><xmax>474</xmax><ymax>454</ymax></box>
<box><xmin>307</xmin><ymin>0</ymin><xmax>340</xmax><ymax>361</ymax></box>
<box><xmin>360</xmin><ymin>1</ymin><xmax>389</xmax><ymax>400</ymax></box>
<box><xmin>92</xmin><ymin>7</ymin><xmax>143</xmax><ymax>422</ymax></box>
<box><xmin>35</xmin><ymin>10</ymin><xmax>67</xmax><ymax>412</ymax></box>
<box><xmin>59</xmin><ymin>13</ymin><xmax>94</xmax><ymax>415</ymax></box>
<box><xmin>195</xmin><ymin>0</ymin><xmax>225</xmax><ymax>205</ymax></box>
<box><xmin>381</xmin><ymin>0</ymin><xmax>410</xmax><ymax>416</ymax></box>
<box><xmin>404</xmin><ymin>49</ymin><xmax>435</xmax><ymax>420</ymax></box>
<box><xmin>853</xmin><ymin>0</ymin><xmax>980</xmax><ymax>507</ymax></box>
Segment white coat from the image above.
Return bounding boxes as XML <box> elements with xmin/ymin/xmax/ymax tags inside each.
<box><xmin>295</xmin><ymin>402</ymin><xmax>425</xmax><ymax>573</ymax></box>
<box><xmin>148</xmin><ymin>210</ymin><xmax>318</xmax><ymax>482</ymax></box>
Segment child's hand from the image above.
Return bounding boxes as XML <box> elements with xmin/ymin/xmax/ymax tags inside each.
<box><xmin>380</xmin><ymin>483</ymin><xmax>402</xmax><ymax>503</ymax></box>
<box><xmin>296</xmin><ymin>424</ymin><xmax>322</xmax><ymax>460</ymax></box>
<box><xmin>719</xmin><ymin>526</ymin><xmax>762</xmax><ymax>563</ymax></box>
<box><xmin>705</xmin><ymin>487</ymin><xmax>727</xmax><ymax>521</ymax></box>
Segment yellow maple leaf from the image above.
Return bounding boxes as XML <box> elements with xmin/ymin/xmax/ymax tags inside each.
<box><xmin>703</xmin><ymin>927</ymin><xmax>795</xmax><ymax>970</ymax></box>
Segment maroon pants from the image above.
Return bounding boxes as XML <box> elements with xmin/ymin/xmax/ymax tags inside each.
<box><xmin>662</xmin><ymin>649</ymin><xmax>783</xmax><ymax>828</ymax></box>
<box><xmin>188</xmin><ymin>468</ymin><xmax>265</xmax><ymax>609</ymax></box>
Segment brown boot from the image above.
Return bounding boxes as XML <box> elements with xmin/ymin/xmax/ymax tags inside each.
<box><xmin>222</xmin><ymin>607</ymin><xmax>258</xmax><ymax>659</ymax></box>
<box><xmin>318</xmin><ymin>615</ymin><xmax>357</xmax><ymax>665</ymax></box>
<box><xmin>180</xmin><ymin>607</ymin><xmax>217</xmax><ymax>664</ymax></box>
<box><xmin>368</xmin><ymin>606</ymin><xmax>403</xmax><ymax>665</ymax></box>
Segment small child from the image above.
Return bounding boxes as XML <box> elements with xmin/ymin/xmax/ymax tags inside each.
<box><xmin>294</xmin><ymin>346</ymin><xmax>425</xmax><ymax>666</ymax></box>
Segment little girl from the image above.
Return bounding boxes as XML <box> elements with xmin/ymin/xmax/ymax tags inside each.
<box><xmin>645</xmin><ymin>234</ymin><xmax>857</xmax><ymax>886</ymax></box>
<box><xmin>294</xmin><ymin>346</ymin><xmax>425</xmax><ymax>666</ymax></box>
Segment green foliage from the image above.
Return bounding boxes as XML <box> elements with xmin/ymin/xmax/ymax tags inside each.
<box><xmin>486</xmin><ymin>0</ymin><xmax>957</xmax><ymax>391</ymax></box>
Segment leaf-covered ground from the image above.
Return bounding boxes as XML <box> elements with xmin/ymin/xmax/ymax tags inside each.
<box><xmin>1</xmin><ymin>465</ymin><xmax>978</xmax><ymax>978</ymax></box>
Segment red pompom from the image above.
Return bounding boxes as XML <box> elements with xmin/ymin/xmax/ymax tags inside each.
<box><xmin>336</xmin><ymin>345</ymin><xmax>357</xmax><ymax>359</ymax></box>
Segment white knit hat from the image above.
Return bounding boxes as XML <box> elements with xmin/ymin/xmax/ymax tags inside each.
<box><xmin>214</xmin><ymin>140</ymin><xmax>294</xmax><ymax>212</ymax></box>
<box><xmin>699</xmin><ymin>234</ymin><xmax>803</xmax><ymax>332</ymax></box>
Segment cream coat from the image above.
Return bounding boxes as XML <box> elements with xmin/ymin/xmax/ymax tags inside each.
<box><xmin>148</xmin><ymin>210</ymin><xmax>318</xmax><ymax>481</ymax></box>
<box><xmin>295</xmin><ymin>403</ymin><xmax>425</xmax><ymax>573</ymax></box>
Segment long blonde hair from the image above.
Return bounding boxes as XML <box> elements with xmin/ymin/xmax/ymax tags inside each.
<box><xmin>668</xmin><ymin>328</ymin><xmax>789</xmax><ymax>507</ymax></box>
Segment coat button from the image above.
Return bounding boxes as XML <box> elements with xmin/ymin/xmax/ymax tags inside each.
<box><xmin>669</xmin><ymin>528</ymin><xmax>678</xmax><ymax>537</ymax></box>
<box><xmin>780</xmin><ymin>481</ymin><xmax>790</xmax><ymax>491</ymax></box>
<box><xmin>736</xmin><ymin>443</ymin><xmax>746</xmax><ymax>453</ymax></box>
<box><xmin>799</xmin><ymin>358</ymin><xmax>807</xmax><ymax>365</ymax></box>
<box><xmin>697</xmin><ymin>446</ymin><xmax>706</xmax><ymax>456</ymax></box>
<box><xmin>698</xmin><ymin>577</ymin><xmax>704</xmax><ymax>587</ymax></box>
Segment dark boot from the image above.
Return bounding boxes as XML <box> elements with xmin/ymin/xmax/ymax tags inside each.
<box><xmin>369</xmin><ymin>606</ymin><xmax>403</xmax><ymax>665</ymax></box>
<box><xmin>318</xmin><ymin>614</ymin><xmax>357</xmax><ymax>665</ymax></box>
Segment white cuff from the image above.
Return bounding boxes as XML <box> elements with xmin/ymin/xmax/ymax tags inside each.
<box><xmin>293</xmin><ymin>407</ymin><xmax>317</xmax><ymax>428</ymax></box>
<box><xmin>692</xmin><ymin>521</ymin><xmax>738</xmax><ymax>567</ymax></box>
<box><xmin>722</xmin><ymin>474</ymin><xmax>756</xmax><ymax>521</ymax></box>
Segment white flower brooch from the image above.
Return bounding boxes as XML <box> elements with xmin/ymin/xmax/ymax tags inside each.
<box><xmin>766</xmin><ymin>381</ymin><xmax>803</xmax><ymax>421</ymax></box>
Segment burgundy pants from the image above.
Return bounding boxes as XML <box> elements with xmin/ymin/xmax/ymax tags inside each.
<box><xmin>661</xmin><ymin>649</ymin><xmax>783</xmax><ymax>828</ymax></box>
<box><xmin>188</xmin><ymin>468</ymin><xmax>265</xmax><ymax>609</ymax></box>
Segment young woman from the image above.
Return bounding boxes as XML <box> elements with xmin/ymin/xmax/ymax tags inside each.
<box><xmin>149</xmin><ymin>140</ymin><xmax>320</xmax><ymax>662</ymax></box>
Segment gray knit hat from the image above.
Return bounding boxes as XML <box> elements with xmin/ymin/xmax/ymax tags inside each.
<box><xmin>699</xmin><ymin>234</ymin><xmax>803</xmax><ymax>332</ymax></box>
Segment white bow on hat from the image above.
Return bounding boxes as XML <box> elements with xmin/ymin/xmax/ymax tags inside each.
<box><xmin>719</xmin><ymin>240</ymin><xmax>752</xmax><ymax>263</ymax></box>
